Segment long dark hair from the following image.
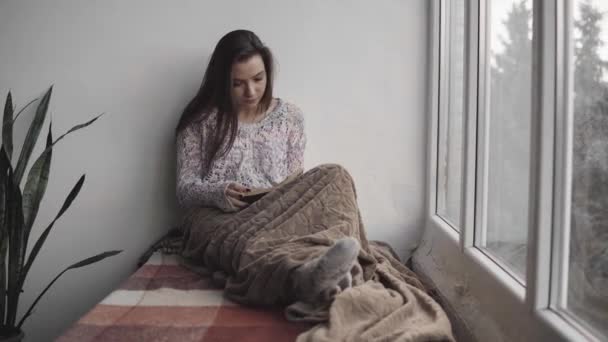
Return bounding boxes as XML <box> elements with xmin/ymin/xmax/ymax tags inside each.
<box><xmin>176</xmin><ymin>29</ymin><xmax>274</xmax><ymax>167</ymax></box>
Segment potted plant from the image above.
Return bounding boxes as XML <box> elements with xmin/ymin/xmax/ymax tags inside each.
<box><xmin>0</xmin><ymin>86</ymin><xmax>121</xmax><ymax>341</ymax></box>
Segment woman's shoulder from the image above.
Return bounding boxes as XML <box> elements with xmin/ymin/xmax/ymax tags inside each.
<box><xmin>192</xmin><ymin>107</ymin><xmax>218</xmax><ymax>128</ymax></box>
<box><xmin>178</xmin><ymin>108</ymin><xmax>217</xmax><ymax>138</ymax></box>
<box><xmin>276</xmin><ymin>99</ymin><xmax>304</xmax><ymax>125</ymax></box>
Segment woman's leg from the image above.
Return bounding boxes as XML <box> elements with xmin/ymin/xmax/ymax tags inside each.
<box><xmin>180</xmin><ymin>164</ymin><xmax>371</xmax><ymax>307</ymax></box>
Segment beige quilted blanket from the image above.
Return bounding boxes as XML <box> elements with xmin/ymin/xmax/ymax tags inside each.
<box><xmin>180</xmin><ymin>164</ymin><xmax>454</xmax><ymax>342</ymax></box>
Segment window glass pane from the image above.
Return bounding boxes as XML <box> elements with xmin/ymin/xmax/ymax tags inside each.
<box><xmin>482</xmin><ymin>0</ymin><xmax>532</xmax><ymax>281</ymax></box>
<box><xmin>567</xmin><ymin>0</ymin><xmax>608</xmax><ymax>337</ymax></box>
<box><xmin>437</xmin><ymin>0</ymin><xmax>466</xmax><ymax>230</ymax></box>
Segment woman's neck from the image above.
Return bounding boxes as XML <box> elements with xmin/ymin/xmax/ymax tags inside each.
<box><xmin>238</xmin><ymin>107</ymin><xmax>263</xmax><ymax>121</ymax></box>
<box><xmin>238</xmin><ymin>99</ymin><xmax>277</xmax><ymax>123</ymax></box>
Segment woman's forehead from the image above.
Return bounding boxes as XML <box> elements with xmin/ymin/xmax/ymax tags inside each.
<box><xmin>232</xmin><ymin>55</ymin><xmax>265</xmax><ymax>79</ymax></box>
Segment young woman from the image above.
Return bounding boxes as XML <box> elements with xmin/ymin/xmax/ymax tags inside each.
<box><xmin>175</xmin><ymin>28</ymin><xmax>359</xmax><ymax>299</ymax></box>
<box><xmin>176</xmin><ymin>29</ymin><xmax>305</xmax><ymax>213</ymax></box>
<box><xmin>174</xmin><ymin>30</ymin><xmax>453</xmax><ymax>341</ymax></box>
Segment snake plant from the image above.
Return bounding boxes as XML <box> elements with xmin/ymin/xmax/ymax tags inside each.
<box><xmin>0</xmin><ymin>86</ymin><xmax>121</xmax><ymax>339</ymax></box>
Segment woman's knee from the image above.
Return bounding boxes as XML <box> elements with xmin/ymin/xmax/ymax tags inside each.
<box><xmin>314</xmin><ymin>163</ymin><xmax>350</xmax><ymax>177</ymax></box>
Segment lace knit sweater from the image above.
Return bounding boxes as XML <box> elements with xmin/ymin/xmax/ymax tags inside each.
<box><xmin>176</xmin><ymin>98</ymin><xmax>306</xmax><ymax>212</ymax></box>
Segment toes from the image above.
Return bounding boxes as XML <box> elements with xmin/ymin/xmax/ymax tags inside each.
<box><xmin>338</xmin><ymin>272</ymin><xmax>353</xmax><ymax>290</ymax></box>
<box><xmin>292</xmin><ymin>238</ymin><xmax>362</xmax><ymax>304</ymax></box>
<box><xmin>321</xmin><ymin>285</ymin><xmax>342</xmax><ymax>301</ymax></box>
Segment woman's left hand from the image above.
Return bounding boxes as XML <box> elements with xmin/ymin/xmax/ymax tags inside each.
<box><xmin>226</xmin><ymin>183</ymin><xmax>250</xmax><ymax>209</ymax></box>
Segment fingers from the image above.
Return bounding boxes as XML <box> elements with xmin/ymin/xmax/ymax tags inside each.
<box><xmin>229</xmin><ymin>183</ymin><xmax>250</xmax><ymax>193</ymax></box>
<box><xmin>227</xmin><ymin>196</ymin><xmax>248</xmax><ymax>209</ymax></box>
<box><xmin>226</xmin><ymin>183</ymin><xmax>251</xmax><ymax>210</ymax></box>
<box><xmin>226</xmin><ymin>188</ymin><xmax>244</xmax><ymax>198</ymax></box>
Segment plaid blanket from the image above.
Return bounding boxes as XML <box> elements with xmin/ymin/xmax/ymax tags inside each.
<box><xmin>57</xmin><ymin>252</ymin><xmax>311</xmax><ymax>341</ymax></box>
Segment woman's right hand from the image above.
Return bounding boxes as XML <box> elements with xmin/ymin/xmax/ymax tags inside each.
<box><xmin>226</xmin><ymin>183</ymin><xmax>250</xmax><ymax>210</ymax></box>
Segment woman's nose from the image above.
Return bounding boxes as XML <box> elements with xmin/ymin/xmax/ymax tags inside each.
<box><xmin>245</xmin><ymin>83</ymin><xmax>255</xmax><ymax>97</ymax></box>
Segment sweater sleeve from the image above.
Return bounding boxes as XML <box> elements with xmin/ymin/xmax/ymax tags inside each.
<box><xmin>285</xmin><ymin>106</ymin><xmax>306</xmax><ymax>175</ymax></box>
<box><xmin>176</xmin><ymin>123</ymin><xmax>235</xmax><ymax>212</ymax></box>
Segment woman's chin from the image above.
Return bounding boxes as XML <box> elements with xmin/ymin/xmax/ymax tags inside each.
<box><xmin>241</xmin><ymin>101</ymin><xmax>259</xmax><ymax>109</ymax></box>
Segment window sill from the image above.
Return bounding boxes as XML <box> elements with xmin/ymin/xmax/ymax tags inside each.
<box><xmin>413</xmin><ymin>214</ymin><xmax>579</xmax><ymax>341</ymax></box>
<box><xmin>430</xmin><ymin>214</ymin><xmax>526</xmax><ymax>302</ymax></box>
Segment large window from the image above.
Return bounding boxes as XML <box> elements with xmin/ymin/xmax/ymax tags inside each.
<box><xmin>436</xmin><ymin>0</ymin><xmax>466</xmax><ymax>230</ymax></box>
<box><xmin>562</xmin><ymin>0</ymin><xmax>608</xmax><ymax>337</ymax></box>
<box><xmin>481</xmin><ymin>0</ymin><xmax>533</xmax><ymax>281</ymax></box>
<box><xmin>430</xmin><ymin>0</ymin><xmax>608</xmax><ymax>340</ymax></box>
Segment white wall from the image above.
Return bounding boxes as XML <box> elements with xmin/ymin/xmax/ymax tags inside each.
<box><xmin>0</xmin><ymin>1</ymin><xmax>429</xmax><ymax>340</ymax></box>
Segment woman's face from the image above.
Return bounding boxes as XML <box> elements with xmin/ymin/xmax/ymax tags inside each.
<box><xmin>230</xmin><ymin>54</ymin><xmax>267</xmax><ymax>111</ymax></box>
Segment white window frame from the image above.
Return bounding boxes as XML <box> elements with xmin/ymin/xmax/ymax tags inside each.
<box><xmin>426</xmin><ymin>1</ymin><xmax>603</xmax><ymax>341</ymax></box>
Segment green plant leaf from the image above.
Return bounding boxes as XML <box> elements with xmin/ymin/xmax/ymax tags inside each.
<box><xmin>20</xmin><ymin>175</ymin><xmax>85</xmax><ymax>287</ymax></box>
<box><xmin>66</xmin><ymin>250</ymin><xmax>122</xmax><ymax>269</ymax></box>
<box><xmin>0</xmin><ymin>146</ymin><xmax>10</xmax><ymax>227</ymax></box>
<box><xmin>2</xmin><ymin>98</ymin><xmax>38</xmax><ymax>132</ymax></box>
<box><xmin>3</xmin><ymin>92</ymin><xmax>13</xmax><ymax>161</ymax></box>
<box><xmin>0</xmin><ymin>149</ymin><xmax>6</xmax><ymax>204</ymax></box>
<box><xmin>14</xmin><ymin>86</ymin><xmax>52</xmax><ymax>186</ymax></box>
<box><xmin>17</xmin><ymin>250</ymin><xmax>122</xmax><ymax>329</ymax></box>
<box><xmin>0</xmin><ymin>148</ymin><xmax>8</xmax><ymax>325</ymax></box>
<box><xmin>56</xmin><ymin>175</ymin><xmax>84</xmax><ymax>218</ymax></box>
<box><xmin>11</xmin><ymin>97</ymin><xmax>38</xmax><ymax>126</ymax></box>
<box><xmin>22</xmin><ymin>122</ymin><xmax>52</xmax><ymax>250</ymax></box>
<box><xmin>0</xmin><ymin>233</ymin><xmax>7</xmax><ymax>326</ymax></box>
<box><xmin>5</xmin><ymin>165</ymin><xmax>24</xmax><ymax>327</ymax></box>
<box><xmin>51</xmin><ymin>113</ymin><xmax>104</xmax><ymax>148</ymax></box>
<box><xmin>28</xmin><ymin>113</ymin><xmax>104</xmax><ymax>162</ymax></box>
